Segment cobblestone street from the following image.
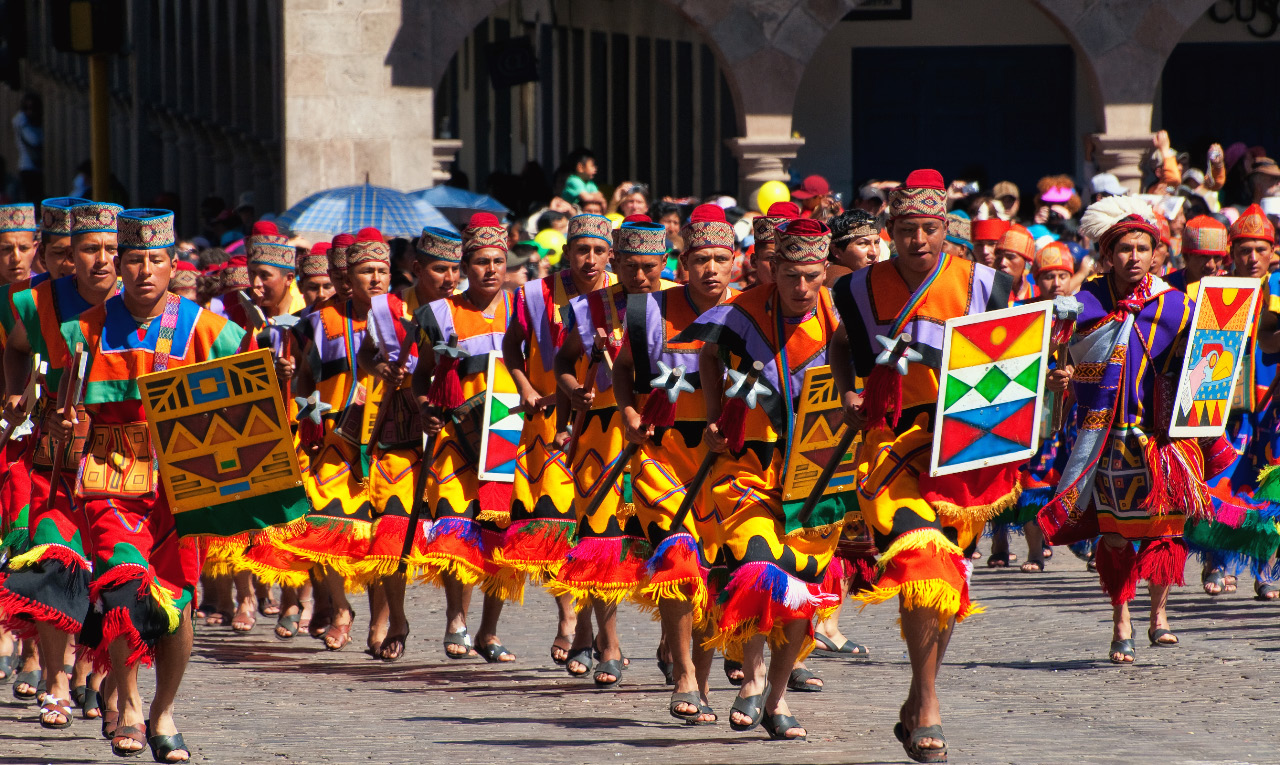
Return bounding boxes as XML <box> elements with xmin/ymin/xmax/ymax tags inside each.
<box><xmin>6</xmin><ymin>549</ymin><xmax>1279</xmax><ymax>765</ymax></box>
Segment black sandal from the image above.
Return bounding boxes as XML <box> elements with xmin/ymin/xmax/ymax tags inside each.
<box><xmin>761</xmin><ymin>711</ymin><xmax>806</xmax><ymax>741</ymax></box>
<box><xmin>565</xmin><ymin>646</ymin><xmax>592</xmax><ymax>676</ymax></box>
<box><xmin>986</xmin><ymin>552</ymin><xmax>1010</xmax><ymax>568</ymax></box>
<box><xmin>1201</xmin><ymin>568</ymin><xmax>1226</xmax><ymax>596</ymax></box>
<box><xmin>274</xmin><ymin>612</ymin><xmax>302</xmax><ymax>640</ymax></box>
<box><xmin>1255</xmin><ymin>580</ymin><xmax>1279</xmax><ymax>601</ymax></box>
<box><xmin>723</xmin><ymin>658</ymin><xmax>744</xmax><ymax>687</ymax></box>
<box><xmin>1109</xmin><ymin>638</ymin><xmax>1136</xmax><ymax>664</ymax></box>
<box><xmin>81</xmin><ymin>687</ymin><xmax>101</xmax><ymax>719</ymax></box>
<box><xmin>787</xmin><ymin>667</ymin><xmax>823</xmax><ymax>692</ymax></box>
<box><xmin>656</xmin><ymin>654</ymin><xmax>675</xmax><ymax>685</ymax></box>
<box><xmin>812</xmin><ymin>633</ymin><xmax>870</xmax><ymax>657</ymax></box>
<box><xmin>147</xmin><ymin>721</ymin><xmax>190</xmax><ymax>763</ymax></box>
<box><xmin>905</xmin><ymin>724</ymin><xmax>947</xmax><ymax>763</ymax></box>
<box><xmin>1148</xmin><ymin>628</ymin><xmax>1178</xmax><ymax>647</ymax></box>
<box><xmin>0</xmin><ymin>647</ymin><xmax>17</xmax><ymax>682</ymax></box>
<box><xmin>728</xmin><ymin>693</ymin><xmax>764</xmax><ymax>732</ymax></box>
<box><xmin>12</xmin><ymin>669</ymin><xmax>41</xmax><ymax>701</ymax></box>
<box><xmin>669</xmin><ymin>691</ymin><xmax>702</xmax><ymax>722</ymax></box>
<box><xmin>550</xmin><ymin>636</ymin><xmax>571</xmax><ymax>666</ymax></box>
<box><xmin>443</xmin><ymin>630</ymin><xmax>472</xmax><ymax>659</ymax></box>
<box><xmin>475</xmin><ymin>642</ymin><xmax>514</xmax><ymax>663</ymax></box>
<box><xmin>379</xmin><ymin>633</ymin><xmax>409</xmax><ymax>661</ymax></box>
<box><xmin>593</xmin><ymin>658</ymin><xmax>623</xmax><ymax>687</ymax></box>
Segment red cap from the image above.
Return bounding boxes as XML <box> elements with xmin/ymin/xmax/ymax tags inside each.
<box><xmin>904</xmin><ymin>169</ymin><xmax>945</xmax><ymax>190</ymax></box>
<box><xmin>689</xmin><ymin>204</ymin><xmax>727</xmax><ymax>223</ymax></box>
<box><xmin>780</xmin><ymin>217</ymin><xmax>827</xmax><ymax>237</ymax></box>
<box><xmin>791</xmin><ymin>175</ymin><xmax>830</xmax><ymax>200</ymax></box>
<box><xmin>251</xmin><ymin>221</ymin><xmax>279</xmax><ymax>236</ymax></box>
<box><xmin>971</xmin><ymin>218</ymin><xmax>1010</xmax><ymax>242</ymax></box>
<box><xmin>622</xmin><ymin>214</ymin><xmax>652</xmax><ymax>223</ymax></box>
<box><xmin>227</xmin><ymin>255</ymin><xmax>247</xmax><ymax>267</ymax></box>
<box><xmin>355</xmin><ymin>227</ymin><xmax>383</xmax><ymax>243</ymax></box>
<box><xmin>765</xmin><ymin>201</ymin><xmax>801</xmax><ymax>219</ymax></box>
<box><xmin>310</xmin><ymin>241</ymin><xmax>331</xmax><ymax>256</ymax></box>
<box><xmin>331</xmin><ymin>233</ymin><xmax>355</xmax><ymax>247</ymax></box>
<box><xmin>175</xmin><ymin>261</ymin><xmax>198</xmax><ymax>272</ymax></box>
<box><xmin>467</xmin><ymin>212</ymin><xmax>503</xmax><ymax>229</ymax></box>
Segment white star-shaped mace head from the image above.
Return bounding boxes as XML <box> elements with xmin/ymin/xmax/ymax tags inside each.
<box><xmin>649</xmin><ymin>361</ymin><xmax>695</xmax><ymax>404</ymax></box>
<box><xmin>725</xmin><ymin>366</ymin><xmax>772</xmax><ymax>410</ymax></box>
<box><xmin>1053</xmin><ymin>295</ymin><xmax>1083</xmax><ymax>322</ymax></box>
<box><xmin>874</xmin><ymin>332</ymin><xmax>922</xmax><ymax>377</ymax></box>
<box><xmin>295</xmin><ymin>390</ymin><xmax>333</xmax><ymax>425</ymax></box>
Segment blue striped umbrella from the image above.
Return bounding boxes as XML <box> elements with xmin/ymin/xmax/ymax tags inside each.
<box><xmin>277</xmin><ymin>184</ymin><xmax>456</xmax><ymax>240</ymax></box>
<box><xmin>410</xmin><ymin>186</ymin><xmax>508</xmax><ymax>229</ymax></box>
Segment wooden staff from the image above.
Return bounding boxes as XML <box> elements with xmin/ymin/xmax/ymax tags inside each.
<box><xmin>46</xmin><ymin>345</ymin><xmax>87</xmax><ymax>513</ymax></box>
<box><xmin>0</xmin><ymin>353</ymin><xmax>43</xmax><ymax>451</ymax></box>
<box><xmin>398</xmin><ymin>334</ymin><xmax>464</xmax><ymax>574</ymax></box>
<box><xmin>668</xmin><ymin>360</ymin><xmax>765</xmax><ymax>532</ymax></box>
<box><xmin>565</xmin><ymin>327</ymin><xmax>610</xmax><ymax>467</ymax></box>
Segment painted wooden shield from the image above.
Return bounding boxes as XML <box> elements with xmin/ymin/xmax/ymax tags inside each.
<box><xmin>138</xmin><ymin>348</ymin><xmax>307</xmax><ymax>537</ymax></box>
<box><xmin>477</xmin><ymin>351</ymin><xmax>525</xmax><ymax>482</ymax></box>
<box><xmin>1169</xmin><ymin>276</ymin><xmax>1260</xmax><ymax>438</ymax></box>
<box><xmin>930</xmin><ymin>301</ymin><xmax>1052</xmax><ymax>477</ymax></box>
<box><xmin>781</xmin><ymin>364</ymin><xmax>860</xmax><ymax>534</ymax></box>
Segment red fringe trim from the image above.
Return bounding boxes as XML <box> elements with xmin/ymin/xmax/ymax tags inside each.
<box><xmin>820</xmin><ymin>557</ymin><xmax>847</xmax><ymax>597</ymax></box>
<box><xmin>83</xmin><ymin>607</ymin><xmax>154</xmax><ymax>674</ymax></box>
<box><xmin>861</xmin><ymin>365</ymin><xmax>901</xmax><ymax>432</ymax></box>
<box><xmin>427</xmin><ymin>354</ymin><xmax>464</xmax><ymax>410</ymax></box>
<box><xmin>1096</xmin><ymin>541</ymin><xmax>1139</xmax><ymax>606</ymax></box>
<box><xmin>88</xmin><ymin>563</ymin><xmax>152</xmax><ymax>606</ymax></box>
<box><xmin>548</xmin><ymin>537</ymin><xmax>649</xmax><ymax>604</ymax></box>
<box><xmin>640</xmin><ymin>391</ymin><xmax>677</xmax><ymax>429</ymax></box>
<box><xmin>844</xmin><ymin>554</ymin><xmax>879</xmax><ymax>595</ymax></box>
<box><xmin>0</xmin><ymin>574</ymin><xmax>82</xmax><ymax>638</ymax></box>
<box><xmin>1136</xmin><ymin>538</ymin><xmax>1187</xmax><ymax>588</ymax></box>
<box><xmin>498</xmin><ymin>519</ymin><xmax>575</xmax><ymax>574</ymax></box>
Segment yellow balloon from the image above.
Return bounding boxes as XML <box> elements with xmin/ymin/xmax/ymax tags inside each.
<box><xmin>535</xmin><ymin>228</ymin><xmax>567</xmax><ymax>266</ymax></box>
<box><xmin>756</xmin><ymin>180</ymin><xmax>790</xmax><ymax>214</ymax></box>
<box><xmin>606</xmin><ymin>212</ymin><xmax>624</xmax><ymax>229</ymax></box>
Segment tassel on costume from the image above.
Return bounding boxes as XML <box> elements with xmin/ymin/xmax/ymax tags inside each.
<box><xmin>716</xmin><ymin>397</ymin><xmax>750</xmax><ymax>453</ymax></box>
<box><xmin>1136</xmin><ymin>538</ymin><xmax>1187</xmax><ymax>588</ymax></box>
<box><xmin>860</xmin><ymin>365</ymin><xmax>902</xmax><ymax>433</ymax></box>
<box><xmin>1139</xmin><ymin>436</ymin><xmax>1211</xmax><ymax>520</ymax></box>
<box><xmin>427</xmin><ymin>354</ymin><xmax>465</xmax><ymax>410</ymax></box>
<box><xmin>640</xmin><ymin>391</ymin><xmax>678</xmax><ymax>430</ymax></box>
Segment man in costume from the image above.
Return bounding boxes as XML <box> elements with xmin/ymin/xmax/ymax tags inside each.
<box><xmin>402</xmin><ymin>227</ymin><xmax>461</xmax><ymax>313</ymax></box>
<box><xmin>549</xmin><ymin>214</ymin><xmax>672</xmax><ymax>685</ymax></box>
<box><xmin>996</xmin><ymin>223</ymin><xmax>1036</xmax><ymax>303</ymax></box>
<box><xmin>0</xmin><ymin>201</ymin><xmax>121</xmax><ymax>724</ymax></box>
<box><xmin>990</xmin><ymin>241</ymin><xmax>1078</xmax><ymax>573</ymax></box>
<box><xmin>415</xmin><ymin>213</ymin><xmax>523</xmax><ymax>662</ymax></box>
<box><xmin>824</xmin><ymin>209</ymin><xmax>880</xmax><ymax>286</ymax></box>
<box><xmin>1038</xmin><ymin>196</ymin><xmax>1207</xmax><ymax>665</ymax></box>
<box><xmin>501</xmin><ymin>213</ymin><xmax>614</xmax><ymax>667</ymax></box>
<box><xmin>829</xmin><ymin>169</ymin><xmax>1016</xmax><ymax>761</ymax></box>
<box><xmin>673</xmin><ymin>216</ymin><xmax>843</xmax><ymax>741</ymax></box>
<box><xmin>613</xmin><ymin>204</ymin><xmax>735</xmax><ymax>724</ymax></box>
<box><xmin>941</xmin><ymin>211</ymin><xmax>972</xmax><ymax>260</ymax></box>
<box><xmin>1165</xmin><ymin>215</ymin><xmax>1228</xmax><ymax>296</ymax></box>
<box><xmin>60</xmin><ymin>208</ymin><xmax>244</xmax><ymax>758</ymax></box>
<box><xmin>170</xmin><ymin>262</ymin><xmax>199</xmax><ymax>301</ymax></box>
<box><xmin>750</xmin><ymin>201</ymin><xmax>801</xmax><ymax>288</ymax></box>
<box><xmin>0</xmin><ymin>203</ymin><xmax>39</xmax><ymax>287</ymax></box>
<box><xmin>971</xmin><ymin>218</ymin><xmax>1009</xmax><ymax>269</ymax></box>
<box><xmin>328</xmin><ymin>233</ymin><xmax>355</xmax><ymax>303</ymax></box>
<box><xmin>297</xmin><ymin>243</ymin><xmax>335</xmax><ymax>310</ymax></box>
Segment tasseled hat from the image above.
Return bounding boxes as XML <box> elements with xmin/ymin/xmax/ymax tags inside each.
<box><xmin>416</xmin><ymin>226</ymin><xmax>463</xmax><ymax>263</ymax></box>
<box><xmin>347</xmin><ymin>227</ymin><xmax>390</xmax><ymax>266</ymax></box>
<box><xmin>566</xmin><ymin>213</ymin><xmax>613</xmax><ymax>244</ymax></box>
<box><xmin>222</xmin><ymin>255</ymin><xmax>250</xmax><ymax>291</ymax></box>
<box><xmin>1079</xmin><ymin>196</ymin><xmax>1160</xmax><ymax>254</ymax></box>
<box><xmin>70</xmin><ymin>202</ymin><xmax>123</xmax><ymax>235</ymax></box>
<box><xmin>751</xmin><ymin>201</ymin><xmax>801</xmax><ymax>245</ymax></box>
<box><xmin>615</xmin><ymin>216</ymin><xmax>667</xmax><ymax>257</ymax></box>
<box><xmin>39</xmin><ymin>197</ymin><xmax>91</xmax><ymax>236</ymax></box>
<box><xmin>889</xmin><ymin>169</ymin><xmax>947</xmax><ymax>221</ymax></box>
<box><xmin>945</xmin><ymin>211</ymin><xmax>972</xmax><ymax>250</ymax></box>
<box><xmin>298</xmin><ymin>242</ymin><xmax>330</xmax><ymax>277</ymax></box>
<box><xmin>971</xmin><ymin>218</ymin><xmax>1010</xmax><ymax>243</ymax></box>
<box><xmin>1033</xmin><ymin>241</ymin><xmax>1075</xmax><ymax>275</ymax></box>
<box><xmin>171</xmin><ymin>261</ymin><xmax>199</xmax><ymax>290</ymax></box>
<box><xmin>1229</xmin><ymin>204</ymin><xmax>1276</xmax><ymax>245</ymax></box>
<box><xmin>998</xmin><ymin>224</ymin><xmax>1037</xmax><ymax>262</ymax></box>
<box><xmin>462</xmin><ymin>213</ymin><xmax>508</xmax><ymax>254</ymax></box>
<box><xmin>329</xmin><ymin>233</ymin><xmax>355</xmax><ymax>272</ymax></box>
<box><xmin>775</xmin><ymin>218</ymin><xmax>831</xmax><ymax>263</ymax></box>
<box><xmin>1182</xmin><ymin>215</ymin><xmax>1230</xmax><ymax>256</ymax></box>
<box><xmin>247</xmin><ymin>220</ymin><xmax>295</xmax><ymax>271</ymax></box>
<box><xmin>681</xmin><ymin>204</ymin><xmax>736</xmax><ymax>254</ymax></box>
<box><xmin>0</xmin><ymin>203</ymin><xmax>38</xmax><ymax>233</ymax></box>
<box><xmin>118</xmin><ymin>208</ymin><xmax>176</xmax><ymax>251</ymax></box>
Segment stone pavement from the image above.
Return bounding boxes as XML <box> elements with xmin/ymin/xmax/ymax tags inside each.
<box><xmin>5</xmin><ymin>547</ymin><xmax>1279</xmax><ymax>765</ymax></box>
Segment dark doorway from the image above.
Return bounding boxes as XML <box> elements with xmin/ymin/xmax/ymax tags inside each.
<box><xmin>850</xmin><ymin>45</ymin><xmax>1075</xmax><ymax>195</ymax></box>
<box><xmin>1161</xmin><ymin>42</ymin><xmax>1280</xmax><ymax>162</ymax></box>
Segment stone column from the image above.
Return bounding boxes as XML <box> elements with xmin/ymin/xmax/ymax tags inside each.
<box><xmin>431</xmin><ymin>139</ymin><xmax>463</xmax><ymax>185</ymax></box>
<box><xmin>1088</xmin><ymin>103</ymin><xmax>1154</xmax><ymax>194</ymax></box>
<box><xmin>726</xmin><ymin>133</ymin><xmax>804</xmax><ymax>203</ymax></box>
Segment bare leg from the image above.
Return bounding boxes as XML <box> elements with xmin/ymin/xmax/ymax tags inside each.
<box><xmin>1147</xmin><ymin>582</ymin><xmax>1176</xmax><ymax>643</ymax></box>
<box><xmin>900</xmin><ymin>605</ymin><xmax>955</xmax><ymax>755</ymax></box>
<box><xmin>148</xmin><ymin>605</ymin><xmax>193</xmax><ymax>762</ymax></box>
<box><xmin>15</xmin><ymin>637</ymin><xmax>39</xmax><ymax>696</ymax></box>
<box><xmin>442</xmin><ymin>574</ymin><xmax>474</xmax><ymax>657</ymax></box>
<box><xmin>366</xmin><ymin>579</ymin><xmax>388</xmax><ymax>651</ymax></box>
<box><xmin>590</xmin><ymin>599</ymin><xmax>620</xmax><ymax>681</ymax></box>
<box><xmin>730</xmin><ymin>634</ymin><xmax>767</xmax><ymax>727</ymax></box>
<box><xmin>658</xmin><ymin>598</ymin><xmax>698</xmax><ymax>713</ymax></box>
<box><xmin>377</xmin><ymin>575</ymin><xmax>410</xmax><ymax>660</ymax></box>
<box><xmin>1022</xmin><ymin>521</ymin><xmax>1046</xmax><ymax>571</ymax></box>
<box><xmin>550</xmin><ymin>594</ymin><xmax>575</xmax><ymax>663</ymax></box>
<box><xmin>206</xmin><ymin>573</ymin><xmax>232</xmax><ymax>625</ymax></box>
<box><xmin>761</xmin><ymin>619</ymin><xmax>811</xmax><ymax>738</ymax></box>
<box><xmin>108</xmin><ymin>640</ymin><xmax>145</xmax><ymax>754</ymax></box>
<box><xmin>36</xmin><ymin>624</ymin><xmax>73</xmax><ymax>724</ymax></box>
<box><xmin>815</xmin><ymin>585</ymin><xmax>848</xmax><ymax>645</ymax></box>
<box><xmin>566</xmin><ymin>602</ymin><xmax>594</xmax><ymax>674</ymax></box>
<box><xmin>274</xmin><ymin>585</ymin><xmax>301</xmax><ymax>639</ymax></box>
<box><xmin>321</xmin><ymin>569</ymin><xmax>354</xmax><ymax>650</ymax></box>
<box><xmin>231</xmin><ymin>570</ymin><xmax>256</xmax><ymax>631</ymax></box>
<box><xmin>474</xmin><ymin>592</ymin><xmax>514</xmax><ymax>661</ymax></box>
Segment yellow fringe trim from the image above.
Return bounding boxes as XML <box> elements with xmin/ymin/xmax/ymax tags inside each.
<box><xmin>851</xmin><ymin>578</ymin><xmax>983</xmax><ymax>639</ymax></box>
<box><xmin>489</xmin><ymin>550</ymin><xmax>565</xmax><ymax>584</ymax></box>
<box><xmin>931</xmin><ymin>484</ymin><xmax>1022</xmax><ymax>524</ymax></box>
<box><xmin>703</xmin><ymin>618</ymin><xmax>803</xmax><ymax>660</ymax></box>
<box><xmin>544</xmin><ymin>580</ymin><xmax>639</xmax><ymax>611</ymax></box>
<box><xmin>6</xmin><ymin>544</ymin><xmax>51</xmax><ymax>571</ymax></box>
<box><xmin>636</xmin><ymin>578</ymin><xmax>709</xmax><ymax>629</ymax></box>
<box><xmin>875</xmin><ymin>527</ymin><xmax>964</xmax><ymax>570</ymax></box>
<box><xmin>479</xmin><ymin>569</ymin><xmax>527</xmax><ymax>604</ymax></box>
<box><xmin>150</xmin><ymin>580</ymin><xmax>182</xmax><ymax>635</ymax></box>
<box><xmin>783</xmin><ymin>519</ymin><xmax>846</xmax><ymax>542</ymax></box>
<box><xmin>417</xmin><ymin>555</ymin><xmax>483</xmax><ymax>589</ymax></box>
<box><xmin>245</xmin><ymin>515</ymin><xmax>312</xmax><ymax>546</ymax></box>
<box><xmin>239</xmin><ymin>557</ymin><xmax>312</xmax><ymax>589</ymax></box>
<box><xmin>475</xmin><ymin>508</ymin><xmax>511</xmax><ymax>524</ymax></box>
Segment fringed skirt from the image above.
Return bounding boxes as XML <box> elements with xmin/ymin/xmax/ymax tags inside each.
<box><xmin>499</xmin><ymin>406</ymin><xmax>577</xmax><ymax>582</ymax></box>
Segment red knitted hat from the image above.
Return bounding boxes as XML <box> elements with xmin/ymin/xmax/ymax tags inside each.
<box><xmin>622</xmin><ymin>213</ymin><xmax>652</xmax><ymax>224</ymax></box>
<box><xmin>468</xmin><ymin>213</ymin><xmax>503</xmax><ymax>229</ymax></box>
<box><xmin>764</xmin><ymin>201</ymin><xmax>801</xmax><ymax>219</ymax></box>
<box><xmin>681</xmin><ymin>204</ymin><xmax>734</xmax><ymax>253</ymax></box>
<box><xmin>889</xmin><ymin>169</ymin><xmax>947</xmax><ymax>221</ymax></box>
<box><xmin>355</xmin><ymin>227</ymin><xmax>383</xmax><ymax>243</ymax></box>
<box><xmin>310</xmin><ymin>241</ymin><xmax>331</xmax><ymax>256</ymax></box>
<box><xmin>331</xmin><ymin>233</ymin><xmax>355</xmax><ymax>247</ymax></box>
<box><xmin>251</xmin><ymin>220</ymin><xmax>280</xmax><ymax>236</ymax></box>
